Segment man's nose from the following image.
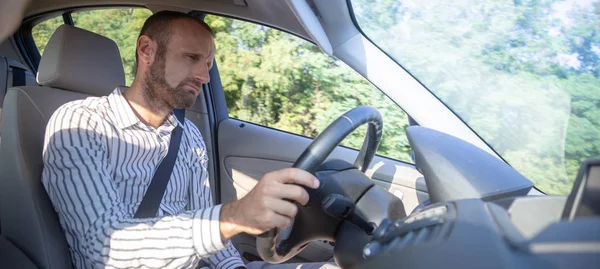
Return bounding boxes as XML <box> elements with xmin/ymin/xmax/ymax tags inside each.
<box><xmin>194</xmin><ymin>64</ymin><xmax>210</xmax><ymax>84</ymax></box>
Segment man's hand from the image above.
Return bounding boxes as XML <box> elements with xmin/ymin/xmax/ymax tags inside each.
<box><xmin>219</xmin><ymin>168</ymin><xmax>320</xmax><ymax>241</ymax></box>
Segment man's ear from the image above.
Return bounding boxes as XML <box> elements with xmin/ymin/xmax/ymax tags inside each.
<box><xmin>137</xmin><ymin>35</ymin><xmax>157</xmax><ymax>67</ymax></box>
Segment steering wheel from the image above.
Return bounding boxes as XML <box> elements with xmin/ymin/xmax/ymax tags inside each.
<box><xmin>256</xmin><ymin>106</ymin><xmax>384</xmax><ymax>263</ymax></box>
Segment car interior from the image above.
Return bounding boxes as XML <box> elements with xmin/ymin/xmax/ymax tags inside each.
<box><xmin>0</xmin><ymin>0</ymin><xmax>598</xmax><ymax>269</ymax></box>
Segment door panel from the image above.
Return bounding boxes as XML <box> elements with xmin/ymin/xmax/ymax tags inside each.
<box><xmin>217</xmin><ymin>118</ymin><xmax>429</xmax><ymax>263</ymax></box>
<box><xmin>364</xmin><ymin>160</ymin><xmax>429</xmax><ymax>214</ymax></box>
<box><xmin>221</xmin><ymin>156</ymin><xmax>429</xmax><ymax>214</ymax></box>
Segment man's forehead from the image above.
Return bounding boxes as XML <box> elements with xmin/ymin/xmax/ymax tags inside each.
<box><xmin>169</xmin><ymin>19</ymin><xmax>215</xmax><ymax>54</ymax></box>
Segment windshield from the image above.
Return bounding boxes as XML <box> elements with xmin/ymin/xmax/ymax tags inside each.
<box><xmin>349</xmin><ymin>0</ymin><xmax>600</xmax><ymax>195</ymax></box>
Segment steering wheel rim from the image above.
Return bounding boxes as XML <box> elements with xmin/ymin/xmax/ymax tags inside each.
<box><xmin>256</xmin><ymin>106</ymin><xmax>383</xmax><ymax>263</ymax></box>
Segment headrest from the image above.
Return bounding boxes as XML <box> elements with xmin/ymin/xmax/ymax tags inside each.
<box><xmin>37</xmin><ymin>24</ymin><xmax>125</xmax><ymax>96</ymax></box>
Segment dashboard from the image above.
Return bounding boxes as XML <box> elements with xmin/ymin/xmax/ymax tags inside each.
<box><xmin>357</xmin><ymin>196</ymin><xmax>599</xmax><ymax>268</ymax></box>
<box><xmin>343</xmin><ymin>127</ymin><xmax>600</xmax><ymax>268</ymax></box>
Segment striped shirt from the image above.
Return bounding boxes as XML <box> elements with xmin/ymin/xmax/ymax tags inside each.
<box><xmin>42</xmin><ymin>87</ymin><xmax>245</xmax><ymax>269</ymax></box>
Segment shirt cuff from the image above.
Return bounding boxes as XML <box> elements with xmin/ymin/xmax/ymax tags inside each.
<box><xmin>213</xmin><ymin>255</ymin><xmax>246</xmax><ymax>269</ymax></box>
<box><xmin>193</xmin><ymin>205</ymin><xmax>227</xmax><ymax>257</ymax></box>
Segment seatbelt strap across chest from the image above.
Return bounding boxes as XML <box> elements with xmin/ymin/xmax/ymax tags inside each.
<box><xmin>134</xmin><ymin>109</ymin><xmax>186</xmax><ymax>218</ymax></box>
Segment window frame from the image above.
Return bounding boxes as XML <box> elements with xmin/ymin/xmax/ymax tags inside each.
<box><xmin>17</xmin><ymin>5</ymin><xmax>146</xmax><ymax>72</ymax></box>
<box><xmin>16</xmin><ymin>10</ymin><xmax>68</xmax><ymax>71</ymax></box>
<box><xmin>16</xmin><ymin>6</ymin><xmax>416</xmax><ymax>164</ymax></box>
<box><xmin>203</xmin><ymin>13</ymin><xmax>415</xmax><ymax>164</ymax></box>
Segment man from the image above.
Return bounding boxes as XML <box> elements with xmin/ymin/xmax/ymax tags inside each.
<box><xmin>42</xmin><ymin>11</ymin><xmax>334</xmax><ymax>269</ymax></box>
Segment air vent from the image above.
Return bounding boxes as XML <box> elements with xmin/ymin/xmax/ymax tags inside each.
<box><xmin>387</xmin><ymin>222</ymin><xmax>445</xmax><ymax>249</ymax></box>
<box><xmin>363</xmin><ymin>204</ymin><xmax>454</xmax><ymax>258</ymax></box>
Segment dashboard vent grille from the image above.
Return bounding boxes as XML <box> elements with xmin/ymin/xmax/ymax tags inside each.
<box><xmin>363</xmin><ymin>205</ymin><xmax>454</xmax><ymax>259</ymax></box>
<box><xmin>386</xmin><ymin>205</ymin><xmax>451</xmax><ymax>250</ymax></box>
<box><xmin>392</xmin><ymin>222</ymin><xmax>444</xmax><ymax>247</ymax></box>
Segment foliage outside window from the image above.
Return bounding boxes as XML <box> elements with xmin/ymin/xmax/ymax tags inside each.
<box><xmin>72</xmin><ymin>8</ymin><xmax>152</xmax><ymax>85</ymax></box>
<box><xmin>31</xmin><ymin>10</ymin><xmax>413</xmax><ymax>162</ymax></box>
<box><xmin>350</xmin><ymin>0</ymin><xmax>600</xmax><ymax>195</ymax></box>
<box><xmin>205</xmin><ymin>15</ymin><xmax>413</xmax><ymax>163</ymax></box>
<box><xmin>32</xmin><ymin>16</ymin><xmax>63</xmax><ymax>56</ymax></box>
<box><xmin>32</xmin><ymin>8</ymin><xmax>152</xmax><ymax>86</ymax></box>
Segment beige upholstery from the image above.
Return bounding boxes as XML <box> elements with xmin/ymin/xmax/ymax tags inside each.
<box><xmin>0</xmin><ymin>56</ymin><xmax>38</xmax><ymax>131</ymax></box>
<box><xmin>37</xmin><ymin>24</ymin><xmax>125</xmax><ymax>96</ymax></box>
<box><xmin>0</xmin><ymin>87</ymin><xmax>91</xmax><ymax>269</ymax></box>
<box><xmin>186</xmin><ymin>91</ymin><xmax>218</xmax><ymax>199</ymax></box>
<box><xmin>0</xmin><ymin>25</ymin><xmax>125</xmax><ymax>269</ymax></box>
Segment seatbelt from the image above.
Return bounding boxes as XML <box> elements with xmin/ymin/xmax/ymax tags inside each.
<box><xmin>134</xmin><ymin>109</ymin><xmax>186</xmax><ymax>218</ymax></box>
<box><xmin>11</xmin><ymin>66</ymin><xmax>26</xmax><ymax>87</ymax></box>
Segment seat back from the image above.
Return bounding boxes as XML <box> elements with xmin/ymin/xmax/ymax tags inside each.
<box><xmin>0</xmin><ymin>24</ymin><xmax>125</xmax><ymax>269</ymax></box>
<box><xmin>0</xmin><ymin>55</ymin><xmax>38</xmax><ymax>93</ymax></box>
<box><xmin>0</xmin><ymin>55</ymin><xmax>38</xmax><ymax>129</ymax></box>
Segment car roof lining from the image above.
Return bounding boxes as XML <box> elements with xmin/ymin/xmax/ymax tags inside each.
<box><xmin>24</xmin><ymin>0</ymin><xmax>313</xmax><ymax>42</ymax></box>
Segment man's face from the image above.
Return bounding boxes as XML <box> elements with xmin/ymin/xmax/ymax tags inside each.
<box><xmin>144</xmin><ymin>19</ymin><xmax>215</xmax><ymax>109</ymax></box>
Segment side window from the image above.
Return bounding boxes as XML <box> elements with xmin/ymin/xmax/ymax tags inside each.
<box><xmin>32</xmin><ymin>16</ymin><xmax>64</xmax><ymax>56</ymax></box>
<box><xmin>31</xmin><ymin>8</ymin><xmax>152</xmax><ymax>86</ymax></box>
<box><xmin>205</xmin><ymin>15</ymin><xmax>413</xmax><ymax>163</ymax></box>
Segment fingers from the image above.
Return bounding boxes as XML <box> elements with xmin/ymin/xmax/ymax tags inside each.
<box><xmin>266</xmin><ymin>197</ymin><xmax>299</xmax><ymax>218</ymax></box>
<box><xmin>272</xmin><ymin>184</ymin><xmax>310</xmax><ymax>206</ymax></box>
<box><xmin>227</xmin><ymin>168</ymin><xmax>320</xmax><ymax>235</ymax></box>
<box><xmin>269</xmin><ymin>212</ymin><xmax>292</xmax><ymax>228</ymax></box>
<box><xmin>233</xmin><ymin>168</ymin><xmax>319</xmax><ymax>234</ymax></box>
<box><xmin>269</xmin><ymin>168</ymin><xmax>320</xmax><ymax>189</ymax></box>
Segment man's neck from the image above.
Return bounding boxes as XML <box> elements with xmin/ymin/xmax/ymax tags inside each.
<box><xmin>124</xmin><ymin>81</ymin><xmax>171</xmax><ymax>129</ymax></box>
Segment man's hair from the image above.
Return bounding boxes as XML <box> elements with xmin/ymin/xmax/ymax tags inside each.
<box><xmin>135</xmin><ymin>10</ymin><xmax>214</xmax><ymax>70</ymax></box>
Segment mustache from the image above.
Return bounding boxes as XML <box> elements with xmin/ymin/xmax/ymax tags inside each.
<box><xmin>178</xmin><ymin>78</ymin><xmax>202</xmax><ymax>89</ymax></box>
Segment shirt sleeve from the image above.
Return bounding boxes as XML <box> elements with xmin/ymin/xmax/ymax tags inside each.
<box><xmin>187</xmin><ymin>125</ymin><xmax>246</xmax><ymax>269</ymax></box>
<box><xmin>205</xmin><ymin>242</ymin><xmax>246</xmax><ymax>269</ymax></box>
<box><xmin>42</xmin><ymin>104</ymin><xmax>227</xmax><ymax>269</ymax></box>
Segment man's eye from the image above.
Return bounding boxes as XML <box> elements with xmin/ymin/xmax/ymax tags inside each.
<box><xmin>188</xmin><ymin>55</ymin><xmax>198</xmax><ymax>61</ymax></box>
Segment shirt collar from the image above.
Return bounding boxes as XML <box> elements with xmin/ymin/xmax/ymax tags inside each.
<box><xmin>107</xmin><ymin>86</ymin><xmax>183</xmax><ymax>130</ymax></box>
<box><xmin>164</xmin><ymin>111</ymin><xmax>183</xmax><ymax>130</ymax></box>
<box><xmin>108</xmin><ymin>87</ymin><xmax>140</xmax><ymax>129</ymax></box>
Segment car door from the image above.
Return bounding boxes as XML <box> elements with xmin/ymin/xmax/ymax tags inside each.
<box><xmin>203</xmin><ymin>14</ymin><xmax>429</xmax><ymax>263</ymax></box>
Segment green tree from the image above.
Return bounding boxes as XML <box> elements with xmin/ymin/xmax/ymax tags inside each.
<box><xmin>351</xmin><ymin>0</ymin><xmax>600</xmax><ymax>194</ymax></box>
<box><xmin>32</xmin><ymin>16</ymin><xmax>63</xmax><ymax>55</ymax></box>
<box><xmin>205</xmin><ymin>15</ymin><xmax>413</xmax><ymax>162</ymax></box>
<box><xmin>71</xmin><ymin>8</ymin><xmax>152</xmax><ymax>85</ymax></box>
<box><xmin>30</xmin><ymin>2</ymin><xmax>599</xmax><ymax>194</ymax></box>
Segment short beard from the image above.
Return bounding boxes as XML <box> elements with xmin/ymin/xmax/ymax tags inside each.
<box><xmin>142</xmin><ymin>49</ymin><xmax>199</xmax><ymax>112</ymax></box>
